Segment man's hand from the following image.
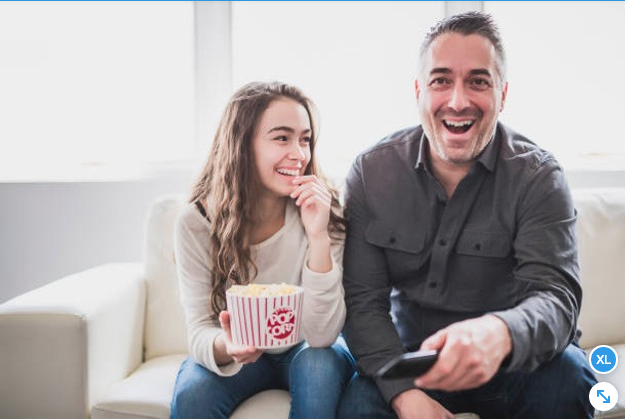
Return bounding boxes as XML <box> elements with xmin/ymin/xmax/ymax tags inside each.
<box><xmin>391</xmin><ymin>389</ymin><xmax>454</xmax><ymax>419</ymax></box>
<box><xmin>415</xmin><ymin>314</ymin><xmax>512</xmax><ymax>391</ymax></box>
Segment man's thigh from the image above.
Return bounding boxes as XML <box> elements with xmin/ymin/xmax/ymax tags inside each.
<box><xmin>459</xmin><ymin>343</ymin><xmax>596</xmax><ymax>419</ymax></box>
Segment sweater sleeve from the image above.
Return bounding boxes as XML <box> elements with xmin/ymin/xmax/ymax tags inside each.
<box><xmin>300</xmin><ymin>235</ymin><xmax>346</xmax><ymax>347</ymax></box>
<box><xmin>173</xmin><ymin>208</ymin><xmax>243</xmax><ymax>376</ymax></box>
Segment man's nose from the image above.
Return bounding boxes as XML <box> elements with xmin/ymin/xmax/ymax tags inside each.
<box><xmin>448</xmin><ymin>83</ymin><xmax>471</xmax><ymax>111</ymax></box>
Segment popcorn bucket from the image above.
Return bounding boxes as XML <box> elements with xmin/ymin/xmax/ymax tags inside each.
<box><xmin>226</xmin><ymin>284</ymin><xmax>304</xmax><ymax>349</ymax></box>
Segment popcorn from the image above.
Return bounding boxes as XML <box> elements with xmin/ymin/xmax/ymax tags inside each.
<box><xmin>227</xmin><ymin>283</ymin><xmax>299</xmax><ymax>297</ymax></box>
<box><xmin>226</xmin><ymin>283</ymin><xmax>304</xmax><ymax>349</ymax></box>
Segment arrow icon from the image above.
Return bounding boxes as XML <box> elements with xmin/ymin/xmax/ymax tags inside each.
<box><xmin>598</xmin><ymin>390</ymin><xmax>611</xmax><ymax>403</ymax></box>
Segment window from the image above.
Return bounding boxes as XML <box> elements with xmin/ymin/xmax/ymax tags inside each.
<box><xmin>485</xmin><ymin>1</ymin><xmax>625</xmax><ymax>171</ymax></box>
<box><xmin>231</xmin><ymin>1</ymin><xmax>443</xmax><ymax>181</ymax></box>
<box><xmin>0</xmin><ymin>2</ymin><xmax>194</xmax><ymax>181</ymax></box>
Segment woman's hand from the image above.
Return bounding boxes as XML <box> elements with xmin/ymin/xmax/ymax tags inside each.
<box><xmin>290</xmin><ymin>175</ymin><xmax>332</xmax><ymax>239</ymax></box>
<box><xmin>215</xmin><ymin>311</ymin><xmax>263</xmax><ymax>365</ymax></box>
<box><xmin>290</xmin><ymin>175</ymin><xmax>333</xmax><ymax>273</ymax></box>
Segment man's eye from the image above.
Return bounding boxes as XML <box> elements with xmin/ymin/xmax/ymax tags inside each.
<box><xmin>431</xmin><ymin>77</ymin><xmax>448</xmax><ymax>85</ymax></box>
<box><xmin>470</xmin><ymin>78</ymin><xmax>491</xmax><ymax>90</ymax></box>
<box><xmin>429</xmin><ymin>77</ymin><xmax>450</xmax><ymax>90</ymax></box>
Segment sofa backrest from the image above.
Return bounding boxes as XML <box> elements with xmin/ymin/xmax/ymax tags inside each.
<box><xmin>143</xmin><ymin>195</ymin><xmax>188</xmax><ymax>360</ymax></box>
<box><xmin>140</xmin><ymin>188</ymin><xmax>625</xmax><ymax>358</ymax></box>
<box><xmin>574</xmin><ymin>188</ymin><xmax>625</xmax><ymax>349</ymax></box>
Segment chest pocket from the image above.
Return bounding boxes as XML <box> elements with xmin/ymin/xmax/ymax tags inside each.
<box><xmin>365</xmin><ymin>222</ymin><xmax>428</xmax><ymax>283</ymax></box>
<box><xmin>456</xmin><ymin>230</ymin><xmax>511</xmax><ymax>258</ymax></box>
<box><xmin>365</xmin><ymin>222</ymin><xmax>425</xmax><ymax>254</ymax></box>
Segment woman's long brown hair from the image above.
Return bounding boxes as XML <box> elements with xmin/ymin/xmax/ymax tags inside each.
<box><xmin>189</xmin><ymin>81</ymin><xmax>346</xmax><ymax>319</ymax></box>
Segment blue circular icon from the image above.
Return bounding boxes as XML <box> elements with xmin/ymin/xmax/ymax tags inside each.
<box><xmin>589</xmin><ymin>345</ymin><xmax>618</xmax><ymax>374</ymax></box>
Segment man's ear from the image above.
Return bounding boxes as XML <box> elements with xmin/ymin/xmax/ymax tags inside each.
<box><xmin>500</xmin><ymin>81</ymin><xmax>508</xmax><ymax>112</ymax></box>
<box><xmin>415</xmin><ymin>79</ymin><xmax>421</xmax><ymax>101</ymax></box>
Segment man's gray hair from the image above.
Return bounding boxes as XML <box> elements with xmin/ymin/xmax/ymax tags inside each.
<box><xmin>419</xmin><ymin>11</ymin><xmax>507</xmax><ymax>83</ymax></box>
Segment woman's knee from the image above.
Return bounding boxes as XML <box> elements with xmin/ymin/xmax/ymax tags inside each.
<box><xmin>291</xmin><ymin>345</ymin><xmax>354</xmax><ymax>383</ymax></box>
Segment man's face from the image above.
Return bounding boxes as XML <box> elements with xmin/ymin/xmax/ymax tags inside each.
<box><xmin>416</xmin><ymin>33</ymin><xmax>508</xmax><ymax>169</ymax></box>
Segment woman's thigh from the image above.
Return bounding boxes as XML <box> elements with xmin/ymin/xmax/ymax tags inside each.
<box><xmin>170</xmin><ymin>356</ymin><xmax>280</xmax><ymax>419</ymax></box>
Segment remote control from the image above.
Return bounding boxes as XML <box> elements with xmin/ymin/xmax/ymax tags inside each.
<box><xmin>374</xmin><ymin>349</ymin><xmax>439</xmax><ymax>379</ymax></box>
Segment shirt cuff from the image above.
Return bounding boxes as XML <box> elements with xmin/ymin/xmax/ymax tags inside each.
<box><xmin>490</xmin><ymin>309</ymin><xmax>529</xmax><ymax>372</ymax></box>
<box><xmin>302</xmin><ymin>253</ymin><xmax>340</xmax><ymax>285</ymax></box>
<box><xmin>206</xmin><ymin>331</ymin><xmax>243</xmax><ymax>377</ymax></box>
<box><xmin>375</xmin><ymin>376</ymin><xmax>416</xmax><ymax>406</ymax></box>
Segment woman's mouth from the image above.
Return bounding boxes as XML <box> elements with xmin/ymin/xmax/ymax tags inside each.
<box><xmin>443</xmin><ymin>119</ymin><xmax>474</xmax><ymax>134</ymax></box>
<box><xmin>276</xmin><ymin>168</ymin><xmax>299</xmax><ymax>177</ymax></box>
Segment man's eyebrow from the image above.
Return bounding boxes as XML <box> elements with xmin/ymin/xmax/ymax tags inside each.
<box><xmin>429</xmin><ymin>67</ymin><xmax>452</xmax><ymax>75</ymax></box>
<box><xmin>428</xmin><ymin>68</ymin><xmax>493</xmax><ymax>77</ymax></box>
<box><xmin>267</xmin><ymin>126</ymin><xmax>311</xmax><ymax>134</ymax></box>
<box><xmin>469</xmin><ymin>69</ymin><xmax>493</xmax><ymax>77</ymax></box>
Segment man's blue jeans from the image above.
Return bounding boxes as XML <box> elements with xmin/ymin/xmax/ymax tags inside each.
<box><xmin>338</xmin><ymin>343</ymin><xmax>597</xmax><ymax>419</ymax></box>
<box><xmin>171</xmin><ymin>337</ymin><xmax>355</xmax><ymax>419</ymax></box>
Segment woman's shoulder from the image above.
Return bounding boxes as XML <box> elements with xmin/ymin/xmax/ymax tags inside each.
<box><xmin>176</xmin><ymin>201</ymin><xmax>211</xmax><ymax>234</ymax></box>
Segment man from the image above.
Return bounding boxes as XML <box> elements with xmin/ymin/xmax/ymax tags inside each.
<box><xmin>339</xmin><ymin>12</ymin><xmax>596</xmax><ymax>419</ymax></box>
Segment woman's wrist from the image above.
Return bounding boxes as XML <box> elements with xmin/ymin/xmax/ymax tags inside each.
<box><xmin>306</xmin><ymin>232</ymin><xmax>332</xmax><ymax>273</ymax></box>
<box><xmin>213</xmin><ymin>332</ymin><xmax>234</xmax><ymax>365</ymax></box>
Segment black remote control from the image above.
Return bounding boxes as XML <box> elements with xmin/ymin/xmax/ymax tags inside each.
<box><xmin>374</xmin><ymin>349</ymin><xmax>439</xmax><ymax>379</ymax></box>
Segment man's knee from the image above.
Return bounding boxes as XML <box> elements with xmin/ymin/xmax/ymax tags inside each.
<box><xmin>338</xmin><ymin>374</ymin><xmax>397</xmax><ymax>419</ymax></box>
<box><xmin>514</xmin><ymin>344</ymin><xmax>596</xmax><ymax>418</ymax></box>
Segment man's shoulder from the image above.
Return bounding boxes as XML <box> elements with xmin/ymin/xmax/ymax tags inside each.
<box><xmin>498</xmin><ymin>123</ymin><xmax>560</xmax><ymax>171</ymax></box>
<box><xmin>356</xmin><ymin>126</ymin><xmax>422</xmax><ymax>165</ymax></box>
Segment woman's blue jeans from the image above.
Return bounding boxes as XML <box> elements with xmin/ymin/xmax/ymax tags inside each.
<box><xmin>338</xmin><ymin>343</ymin><xmax>597</xmax><ymax>419</ymax></box>
<box><xmin>171</xmin><ymin>337</ymin><xmax>355</xmax><ymax>419</ymax></box>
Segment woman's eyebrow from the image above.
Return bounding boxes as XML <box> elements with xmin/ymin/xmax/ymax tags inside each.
<box><xmin>267</xmin><ymin>126</ymin><xmax>311</xmax><ymax>135</ymax></box>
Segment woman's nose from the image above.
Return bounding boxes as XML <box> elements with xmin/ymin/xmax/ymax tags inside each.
<box><xmin>287</xmin><ymin>141</ymin><xmax>306</xmax><ymax>160</ymax></box>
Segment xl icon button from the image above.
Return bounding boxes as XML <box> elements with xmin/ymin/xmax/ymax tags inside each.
<box><xmin>589</xmin><ymin>345</ymin><xmax>619</xmax><ymax>375</ymax></box>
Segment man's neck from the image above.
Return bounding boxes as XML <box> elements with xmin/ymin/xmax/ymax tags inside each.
<box><xmin>429</xmin><ymin>154</ymin><xmax>473</xmax><ymax>199</ymax></box>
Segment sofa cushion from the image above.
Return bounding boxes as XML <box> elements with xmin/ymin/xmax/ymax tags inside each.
<box><xmin>92</xmin><ymin>354</ymin><xmax>186</xmax><ymax>419</ymax></box>
<box><xmin>143</xmin><ymin>196</ymin><xmax>188</xmax><ymax>359</ymax></box>
<box><xmin>574</xmin><ymin>188</ymin><xmax>625</xmax><ymax>348</ymax></box>
<box><xmin>92</xmin><ymin>354</ymin><xmax>293</xmax><ymax>419</ymax></box>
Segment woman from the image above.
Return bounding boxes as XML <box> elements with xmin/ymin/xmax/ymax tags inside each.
<box><xmin>171</xmin><ymin>81</ymin><xmax>354</xmax><ymax>419</ymax></box>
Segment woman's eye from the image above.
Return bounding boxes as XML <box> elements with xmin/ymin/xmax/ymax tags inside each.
<box><xmin>274</xmin><ymin>135</ymin><xmax>288</xmax><ymax>142</ymax></box>
<box><xmin>301</xmin><ymin>136</ymin><xmax>312</xmax><ymax>144</ymax></box>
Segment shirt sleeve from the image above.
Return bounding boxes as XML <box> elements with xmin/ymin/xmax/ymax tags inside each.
<box><xmin>491</xmin><ymin>158</ymin><xmax>581</xmax><ymax>372</ymax></box>
<box><xmin>173</xmin><ymin>210</ymin><xmax>243</xmax><ymax>376</ymax></box>
<box><xmin>300</xmin><ymin>233</ymin><xmax>347</xmax><ymax>347</ymax></box>
<box><xmin>342</xmin><ymin>157</ymin><xmax>415</xmax><ymax>404</ymax></box>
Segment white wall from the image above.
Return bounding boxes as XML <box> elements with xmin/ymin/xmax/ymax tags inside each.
<box><xmin>0</xmin><ymin>173</ymin><xmax>193</xmax><ymax>303</ymax></box>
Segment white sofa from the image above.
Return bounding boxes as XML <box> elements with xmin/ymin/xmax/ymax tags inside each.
<box><xmin>1</xmin><ymin>188</ymin><xmax>624</xmax><ymax>419</ymax></box>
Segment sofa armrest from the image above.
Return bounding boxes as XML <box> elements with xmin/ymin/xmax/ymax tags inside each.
<box><xmin>0</xmin><ymin>262</ymin><xmax>145</xmax><ymax>419</ymax></box>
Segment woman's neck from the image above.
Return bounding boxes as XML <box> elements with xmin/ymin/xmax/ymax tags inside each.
<box><xmin>249</xmin><ymin>196</ymin><xmax>287</xmax><ymax>245</ymax></box>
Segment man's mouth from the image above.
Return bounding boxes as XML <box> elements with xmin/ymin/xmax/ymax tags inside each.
<box><xmin>443</xmin><ymin>119</ymin><xmax>474</xmax><ymax>134</ymax></box>
<box><xmin>276</xmin><ymin>168</ymin><xmax>299</xmax><ymax>177</ymax></box>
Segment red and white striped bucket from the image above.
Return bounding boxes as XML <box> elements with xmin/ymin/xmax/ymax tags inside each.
<box><xmin>226</xmin><ymin>286</ymin><xmax>304</xmax><ymax>349</ymax></box>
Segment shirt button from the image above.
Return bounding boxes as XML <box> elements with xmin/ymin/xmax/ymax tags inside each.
<box><xmin>429</xmin><ymin>282</ymin><xmax>438</xmax><ymax>288</ymax></box>
<box><xmin>438</xmin><ymin>239</ymin><xmax>447</xmax><ymax>246</ymax></box>
<box><xmin>389</xmin><ymin>237</ymin><xmax>396</xmax><ymax>244</ymax></box>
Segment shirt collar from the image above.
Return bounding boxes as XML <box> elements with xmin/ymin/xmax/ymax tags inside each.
<box><xmin>414</xmin><ymin>125</ymin><xmax>500</xmax><ymax>173</ymax></box>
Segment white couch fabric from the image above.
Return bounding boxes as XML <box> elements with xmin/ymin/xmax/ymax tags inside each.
<box><xmin>2</xmin><ymin>188</ymin><xmax>625</xmax><ymax>419</ymax></box>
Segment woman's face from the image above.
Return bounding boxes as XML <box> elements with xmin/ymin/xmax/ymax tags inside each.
<box><xmin>252</xmin><ymin>97</ymin><xmax>312</xmax><ymax>199</ymax></box>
